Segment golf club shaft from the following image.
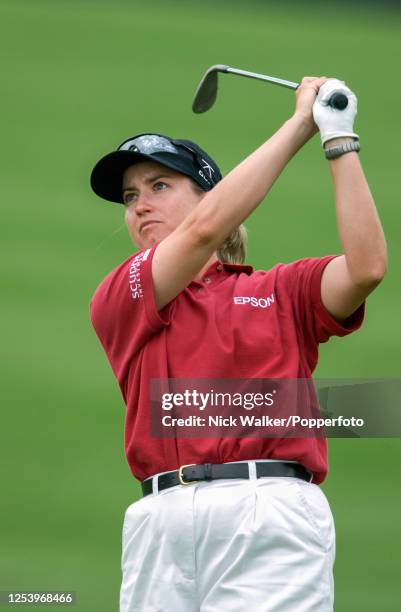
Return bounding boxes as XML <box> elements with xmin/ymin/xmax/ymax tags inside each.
<box><xmin>224</xmin><ymin>66</ymin><xmax>299</xmax><ymax>90</ymax></box>
<box><xmin>192</xmin><ymin>64</ymin><xmax>349</xmax><ymax>114</ymax></box>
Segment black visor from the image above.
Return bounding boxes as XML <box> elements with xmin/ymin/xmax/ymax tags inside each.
<box><xmin>90</xmin><ymin>133</ymin><xmax>222</xmax><ymax>204</ymax></box>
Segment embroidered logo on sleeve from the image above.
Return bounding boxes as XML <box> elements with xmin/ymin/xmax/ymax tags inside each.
<box><xmin>128</xmin><ymin>249</ymin><xmax>150</xmax><ymax>300</ymax></box>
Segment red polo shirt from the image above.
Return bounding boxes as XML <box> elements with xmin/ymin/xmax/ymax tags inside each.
<box><xmin>90</xmin><ymin>245</ymin><xmax>365</xmax><ymax>484</ymax></box>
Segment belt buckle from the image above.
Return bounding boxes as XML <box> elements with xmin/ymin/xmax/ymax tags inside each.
<box><xmin>178</xmin><ymin>464</ymin><xmax>198</xmax><ymax>486</ymax></box>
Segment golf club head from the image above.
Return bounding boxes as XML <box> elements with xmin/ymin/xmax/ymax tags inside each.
<box><xmin>192</xmin><ymin>65</ymin><xmax>229</xmax><ymax>113</ymax></box>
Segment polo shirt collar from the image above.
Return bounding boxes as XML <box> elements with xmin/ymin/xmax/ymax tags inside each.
<box><xmin>222</xmin><ymin>261</ymin><xmax>253</xmax><ymax>275</ymax></box>
<box><xmin>204</xmin><ymin>260</ymin><xmax>253</xmax><ymax>276</ymax></box>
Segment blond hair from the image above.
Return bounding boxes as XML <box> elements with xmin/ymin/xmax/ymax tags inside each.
<box><xmin>217</xmin><ymin>224</ymin><xmax>247</xmax><ymax>264</ymax></box>
<box><xmin>191</xmin><ymin>180</ymin><xmax>248</xmax><ymax>264</ymax></box>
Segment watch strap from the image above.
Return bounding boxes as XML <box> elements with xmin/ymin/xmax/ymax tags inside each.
<box><xmin>325</xmin><ymin>139</ymin><xmax>360</xmax><ymax>160</ymax></box>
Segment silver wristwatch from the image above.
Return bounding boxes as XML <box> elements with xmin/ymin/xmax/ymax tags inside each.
<box><xmin>325</xmin><ymin>139</ymin><xmax>360</xmax><ymax>160</ymax></box>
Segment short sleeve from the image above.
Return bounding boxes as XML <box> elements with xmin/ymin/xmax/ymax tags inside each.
<box><xmin>90</xmin><ymin>245</ymin><xmax>173</xmax><ymax>380</ymax></box>
<box><xmin>281</xmin><ymin>255</ymin><xmax>365</xmax><ymax>345</ymax></box>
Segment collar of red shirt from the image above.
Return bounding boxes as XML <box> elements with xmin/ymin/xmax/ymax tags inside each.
<box><xmin>214</xmin><ymin>260</ymin><xmax>253</xmax><ymax>275</ymax></box>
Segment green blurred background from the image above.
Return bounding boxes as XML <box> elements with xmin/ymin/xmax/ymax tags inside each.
<box><xmin>1</xmin><ymin>0</ymin><xmax>400</xmax><ymax>610</ymax></box>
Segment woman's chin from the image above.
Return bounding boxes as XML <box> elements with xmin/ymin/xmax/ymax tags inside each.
<box><xmin>138</xmin><ymin>235</ymin><xmax>160</xmax><ymax>249</ymax></box>
<box><xmin>130</xmin><ymin>227</ymin><xmax>167</xmax><ymax>249</ymax></box>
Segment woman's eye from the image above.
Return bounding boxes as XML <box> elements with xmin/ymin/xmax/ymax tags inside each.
<box><xmin>124</xmin><ymin>193</ymin><xmax>137</xmax><ymax>204</ymax></box>
<box><xmin>154</xmin><ymin>182</ymin><xmax>167</xmax><ymax>191</ymax></box>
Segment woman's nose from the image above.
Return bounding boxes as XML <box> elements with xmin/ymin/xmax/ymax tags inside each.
<box><xmin>134</xmin><ymin>193</ymin><xmax>153</xmax><ymax>214</ymax></box>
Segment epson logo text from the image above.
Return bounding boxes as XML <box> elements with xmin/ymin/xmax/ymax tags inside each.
<box><xmin>233</xmin><ymin>294</ymin><xmax>275</xmax><ymax>309</ymax></box>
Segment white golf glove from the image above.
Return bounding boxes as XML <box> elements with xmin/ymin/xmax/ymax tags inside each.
<box><xmin>312</xmin><ymin>79</ymin><xmax>358</xmax><ymax>146</ymax></box>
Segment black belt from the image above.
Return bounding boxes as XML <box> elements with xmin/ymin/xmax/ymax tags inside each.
<box><xmin>141</xmin><ymin>461</ymin><xmax>313</xmax><ymax>497</ymax></box>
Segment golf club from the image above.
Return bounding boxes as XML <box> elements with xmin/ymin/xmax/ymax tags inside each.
<box><xmin>192</xmin><ymin>64</ymin><xmax>349</xmax><ymax>113</ymax></box>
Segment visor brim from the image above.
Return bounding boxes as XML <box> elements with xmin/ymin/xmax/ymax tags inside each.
<box><xmin>90</xmin><ymin>150</ymin><xmax>199</xmax><ymax>204</ymax></box>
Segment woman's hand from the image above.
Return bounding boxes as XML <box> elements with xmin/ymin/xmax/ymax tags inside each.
<box><xmin>293</xmin><ymin>76</ymin><xmax>330</xmax><ymax>139</ymax></box>
<box><xmin>313</xmin><ymin>79</ymin><xmax>358</xmax><ymax>146</ymax></box>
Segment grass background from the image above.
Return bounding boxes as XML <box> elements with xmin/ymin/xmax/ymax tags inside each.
<box><xmin>1</xmin><ymin>0</ymin><xmax>400</xmax><ymax>609</ymax></box>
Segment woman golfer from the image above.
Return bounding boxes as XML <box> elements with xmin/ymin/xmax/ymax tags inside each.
<box><xmin>90</xmin><ymin>76</ymin><xmax>387</xmax><ymax>611</ymax></box>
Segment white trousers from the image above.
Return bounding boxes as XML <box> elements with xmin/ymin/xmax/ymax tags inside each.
<box><xmin>120</xmin><ymin>461</ymin><xmax>335</xmax><ymax>612</ymax></box>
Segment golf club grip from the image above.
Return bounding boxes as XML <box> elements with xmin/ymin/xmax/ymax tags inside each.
<box><xmin>328</xmin><ymin>92</ymin><xmax>348</xmax><ymax>110</ymax></box>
